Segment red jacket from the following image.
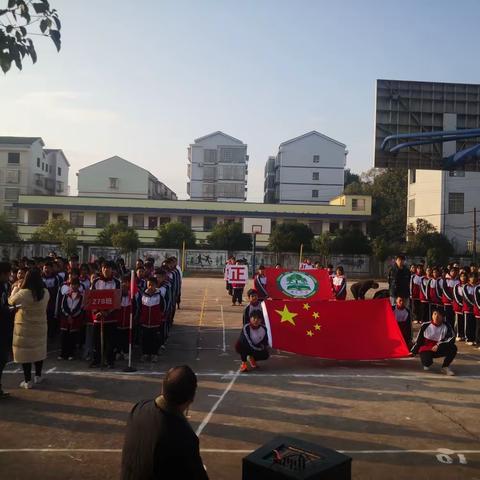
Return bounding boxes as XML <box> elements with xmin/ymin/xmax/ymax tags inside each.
<box><xmin>118</xmin><ymin>295</ymin><xmax>133</xmax><ymax>330</ymax></box>
<box><xmin>140</xmin><ymin>291</ymin><xmax>165</xmax><ymax>328</ymax></box>
<box><xmin>452</xmin><ymin>282</ymin><xmax>464</xmax><ymax>313</ymax></box>
<box><xmin>332</xmin><ymin>275</ymin><xmax>347</xmax><ymax>300</ymax></box>
<box><xmin>59</xmin><ymin>292</ymin><xmax>84</xmax><ymax>332</ymax></box>
<box><xmin>462</xmin><ymin>284</ymin><xmax>475</xmax><ymax>314</ymax></box>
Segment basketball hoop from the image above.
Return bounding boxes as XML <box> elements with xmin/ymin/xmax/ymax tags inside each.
<box><xmin>252</xmin><ymin>225</ymin><xmax>263</xmax><ymax>234</ymax></box>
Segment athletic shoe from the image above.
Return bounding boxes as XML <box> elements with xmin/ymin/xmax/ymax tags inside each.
<box><xmin>423</xmin><ymin>366</ymin><xmax>431</xmax><ymax>371</ymax></box>
<box><xmin>247</xmin><ymin>355</ymin><xmax>257</xmax><ymax>369</ymax></box>
<box><xmin>466</xmin><ymin>341</ymin><xmax>474</xmax><ymax>346</ymax></box>
<box><xmin>441</xmin><ymin>367</ymin><xmax>455</xmax><ymax>376</ymax></box>
<box><xmin>34</xmin><ymin>376</ymin><xmax>43</xmax><ymax>384</ymax></box>
<box><xmin>19</xmin><ymin>381</ymin><xmax>33</xmax><ymax>389</ymax></box>
<box><xmin>455</xmin><ymin>336</ymin><xmax>463</xmax><ymax>341</ymax></box>
<box><xmin>57</xmin><ymin>356</ymin><xmax>63</xmax><ymax>360</ymax></box>
<box><xmin>68</xmin><ymin>356</ymin><xmax>74</xmax><ymax>361</ymax></box>
<box><xmin>0</xmin><ymin>389</ymin><xmax>10</xmax><ymax>399</ymax></box>
<box><xmin>240</xmin><ymin>362</ymin><xmax>248</xmax><ymax>373</ymax></box>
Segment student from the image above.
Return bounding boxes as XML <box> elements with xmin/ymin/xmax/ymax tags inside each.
<box><xmin>0</xmin><ymin>262</ymin><xmax>13</xmax><ymax>398</ymax></box>
<box><xmin>393</xmin><ymin>296</ymin><xmax>411</xmax><ymax>346</ymax></box>
<box><xmin>411</xmin><ymin>309</ymin><xmax>457</xmax><ymax>375</ymax></box>
<box><xmin>236</xmin><ymin>311</ymin><xmax>269</xmax><ymax>373</ymax></box>
<box><xmin>474</xmin><ymin>279</ymin><xmax>480</xmax><ymax>348</ymax></box>
<box><xmin>441</xmin><ymin>267</ymin><xmax>459</xmax><ymax>330</ymax></box>
<box><xmin>427</xmin><ymin>267</ymin><xmax>444</xmax><ymax>316</ymax></box>
<box><xmin>253</xmin><ymin>265</ymin><xmax>268</xmax><ymax>301</ymax></box>
<box><xmin>140</xmin><ymin>277</ymin><xmax>165</xmax><ymax>362</ymax></box>
<box><xmin>117</xmin><ymin>276</ymin><xmax>134</xmax><ymax>360</ymax></box>
<box><xmin>462</xmin><ymin>272</ymin><xmax>477</xmax><ymax>345</ymax></box>
<box><xmin>418</xmin><ymin>266</ymin><xmax>430</xmax><ymax>323</ymax></box>
<box><xmin>58</xmin><ymin>278</ymin><xmax>84</xmax><ymax>360</ymax></box>
<box><xmin>410</xmin><ymin>264</ymin><xmax>423</xmax><ymax>323</ymax></box>
<box><xmin>231</xmin><ymin>261</ymin><xmax>245</xmax><ymax>306</ymax></box>
<box><xmin>224</xmin><ymin>256</ymin><xmax>236</xmax><ymax>297</ymax></box>
<box><xmin>332</xmin><ymin>266</ymin><xmax>347</xmax><ymax>301</ymax></box>
<box><xmin>242</xmin><ymin>289</ymin><xmax>263</xmax><ymax>326</ymax></box>
<box><xmin>350</xmin><ymin>280</ymin><xmax>379</xmax><ymax>300</ymax></box>
<box><xmin>453</xmin><ymin>272</ymin><xmax>466</xmax><ymax>341</ymax></box>
<box><xmin>326</xmin><ymin>264</ymin><xmax>334</xmax><ymax>279</ymax></box>
<box><xmin>79</xmin><ymin>263</ymin><xmax>91</xmax><ymax>291</ymax></box>
<box><xmin>42</xmin><ymin>261</ymin><xmax>61</xmax><ymax>338</ymax></box>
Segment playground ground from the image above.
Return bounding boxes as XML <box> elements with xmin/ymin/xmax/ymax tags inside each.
<box><xmin>1</xmin><ymin>277</ymin><xmax>479</xmax><ymax>480</ymax></box>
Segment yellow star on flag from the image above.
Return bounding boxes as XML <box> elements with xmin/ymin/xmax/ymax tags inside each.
<box><xmin>314</xmin><ymin>324</ymin><xmax>321</xmax><ymax>331</ymax></box>
<box><xmin>303</xmin><ymin>303</ymin><xmax>311</xmax><ymax>311</ymax></box>
<box><xmin>275</xmin><ymin>305</ymin><xmax>298</xmax><ymax>326</ymax></box>
<box><xmin>312</xmin><ymin>312</ymin><xmax>320</xmax><ymax>319</ymax></box>
<box><xmin>306</xmin><ymin>330</ymin><xmax>314</xmax><ymax>337</ymax></box>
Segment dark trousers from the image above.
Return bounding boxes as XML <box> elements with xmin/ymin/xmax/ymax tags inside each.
<box><xmin>419</xmin><ymin>343</ymin><xmax>457</xmax><ymax>368</ymax></box>
<box><xmin>60</xmin><ymin>330</ymin><xmax>78</xmax><ymax>359</ymax></box>
<box><xmin>47</xmin><ymin>311</ymin><xmax>58</xmax><ymax>338</ymax></box>
<box><xmin>22</xmin><ymin>361</ymin><xmax>43</xmax><ymax>382</ymax></box>
<box><xmin>444</xmin><ymin>305</ymin><xmax>454</xmax><ymax>329</ymax></box>
<box><xmin>116</xmin><ymin>329</ymin><xmax>129</xmax><ymax>354</ymax></box>
<box><xmin>420</xmin><ymin>302</ymin><xmax>430</xmax><ymax>323</ymax></box>
<box><xmin>476</xmin><ymin>317</ymin><xmax>480</xmax><ymax>344</ymax></box>
<box><xmin>93</xmin><ymin>322</ymin><xmax>117</xmax><ymax>366</ymax></box>
<box><xmin>464</xmin><ymin>312</ymin><xmax>476</xmax><ymax>342</ymax></box>
<box><xmin>0</xmin><ymin>357</ymin><xmax>6</xmax><ymax>391</ymax></box>
<box><xmin>455</xmin><ymin>312</ymin><xmax>465</xmax><ymax>338</ymax></box>
<box><xmin>412</xmin><ymin>299</ymin><xmax>422</xmax><ymax>322</ymax></box>
<box><xmin>232</xmin><ymin>287</ymin><xmax>244</xmax><ymax>304</ymax></box>
<box><xmin>236</xmin><ymin>343</ymin><xmax>269</xmax><ymax>362</ymax></box>
<box><xmin>226</xmin><ymin>281</ymin><xmax>232</xmax><ymax>296</ymax></box>
<box><xmin>397</xmin><ymin>321</ymin><xmax>412</xmax><ymax>346</ymax></box>
<box><xmin>141</xmin><ymin>326</ymin><xmax>160</xmax><ymax>355</ymax></box>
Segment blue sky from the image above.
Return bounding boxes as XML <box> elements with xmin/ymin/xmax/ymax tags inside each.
<box><xmin>1</xmin><ymin>0</ymin><xmax>480</xmax><ymax>200</ymax></box>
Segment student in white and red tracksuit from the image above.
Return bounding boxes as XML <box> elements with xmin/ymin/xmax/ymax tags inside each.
<box><xmin>410</xmin><ymin>265</ymin><xmax>423</xmax><ymax>322</ymax></box>
<box><xmin>441</xmin><ymin>267</ymin><xmax>459</xmax><ymax>330</ymax></box>
<box><xmin>332</xmin><ymin>266</ymin><xmax>347</xmax><ymax>301</ymax></box>
<box><xmin>473</xmin><ymin>278</ymin><xmax>480</xmax><ymax>347</ymax></box>
<box><xmin>140</xmin><ymin>277</ymin><xmax>165</xmax><ymax>362</ymax></box>
<box><xmin>393</xmin><ymin>296</ymin><xmax>412</xmax><ymax>346</ymax></box>
<box><xmin>90</xmin><ymin>261</ymin><xmax>121</xmax><ymax>369</ymax></box>
<box><xmin>236</xmin><ymin>310</ymin><xmax>269</xmax><ymax>373</ymax></box>
<box><xmin>419</xmin><ymin>267</ymin><xmax>430</xmax><ymax>323</ymax></box>
<box><xmin>453</xmin><ymin>272</ymin><xmax>467</xmax><ymax>340</ymax></box>
<box><xmin>462</xmin><ymin>272</ymin><xmax>477</xmax><ymax>345</ymax></box>
<box><xmin>58</xmin><ymin>278</ymin><xmax>84</xmax><ymax>360</ymax></box>
<box><xmin>427</xmin><ymin>267</ymin><xmax>444</xmax><ymax>316</ymax></box>
<box><xmin>117</xmin><ymin>276</ymin><xmax>134</xmax><ymax>360</ymax></box>
<box><xmin>253</xmin><ymin>265</ymin><xmax>268</xmax><ymax>301</ymax></box>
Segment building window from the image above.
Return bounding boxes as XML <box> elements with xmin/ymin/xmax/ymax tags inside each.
<box><xmin>96</xmin><ymin>212</ymin><xmax>110</xmax><ymax>228</ymax></box>
<box><xmin>448</xmin><ymin>192</ymin><xmax>464</xmax><ymax>214</ymax></box>
<box><xmin>312</xmin><ymin>172</ymin><xmax>319</xmax><ymax>181</ymax></box>
<box><xmin>449</xmin><ymin>169</ymin><xmax>465</xmax><ymax>177</ymax></box>
<box><xmin>109</xmin><ymin>177</ymin><xmax>119</xmax><ymax>189</ymax></box>
<box><xmin>408</xmin><ymin>198</ymin><xmax>415</xmax><ymax>217</ymax></box>
<box><xmin>410</xmin><ymin>169</ymin><xmax>416</xmax><ymax>184</ymax></box>
<box><xmin>313</xmin><ymin>155</ymin><xmax>320</xmax><ymax>163</ymax></box>
<box><xmin>4</xmin><ymin>207</ymin><xmax>18</xmax><ymax>220</ymax></box>
<box><xmin>117</xmin><ymin>215</ymin><xmax>129</xmax><ymax>226</ymax></box>
<box><xmin>37</xmin><ymin>158</ymin><xmax>41</xmax><ymax>167</ymax></box>
<box><xmin>159</xmin><ymin>216</ymin><xmax>171</xmax><ymax>225</ymax></box>
<box><xmin>352</xmin><ymin>198</ymin><xmax>366</xmax><ymax>211</ymax></box>
<box><xmin>312</xmin><ymin>189</ymin><xmax>319</xmax><ymax>198</ymax></box>
<box><xmin>4</xmin><ymin>188</ymin><xmax>19</xmax><ymax>201</ymax></box>
<box><xmin>309</xmin><ymin>221</ymin><xmax>323</xmax><ymax>234</ymax></box>
<box><xmin>42</xmin><ymin>162</ymin><xmax>45</xmax><ymax>171</ymax></box>
<box><xmin>148</xmin><ymin>216</ymin><xmax>158</xmax><ymax>229</ymax></box>
<box><xmin>52</xmin><ymin>213</ymin><xmax>64</xmax><ymax>220</ymax></box>
<box><xmin>329</xmin><ymin>222</ymin><xmax>339</xmax><ymax>233</ymax></box>
<box><xmin>57</xmin><ymin>166</ymin><xmax>62</xmax><ymax>176</ymax></box>
<box><xmin>204</xmin><ymin>216</ymin><xmax>217</xmax><ymax>231</ymax></box>
<box><xmin>70</xmin><ymin>211</ymin><xmax>84</xmax><ymax>227</ymax></box>
<box><xmin>179</xmin><ymin>216</ymin><xmax>191</xmax><ymax>229</ymax></box>
<box><xmin>133</xmin><ymin>214</ymin><xmax>144</xmax><ymax>228</ymax></box>
<box><xmin>7</xmin><ymin>152</ymin><xmax>20</xmax><ymax>164</ymax></box>
<box><xmin>6</xmin><ymin>170</ymin><xmax>20</xmax><ymax>184</ymax></box>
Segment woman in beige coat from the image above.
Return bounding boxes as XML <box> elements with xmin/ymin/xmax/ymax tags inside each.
<box><xmin>8</xmin><ymin>268</ymin><xmax>50</xmax><ymax>389</ymax></box>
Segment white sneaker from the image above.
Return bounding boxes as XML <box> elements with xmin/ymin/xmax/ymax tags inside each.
<box><xmin>441</xmin><ymin>367</ymin><xmax>455</xmax><ymax>376</ymax></box>
<box><xmin>34</xmin><ymin>376</ymin><xmax>43</xmax><ymax>384</ymax></box>
<box><xmin>423</xmin><ymin>366</ymin><xmax>431</xmax><ymax>371</ymax></box>
<box><xmin>466</xmin><ymin>341</ymin><xmax>474</xmax><ymax>346</ymax></box>
<box><xmin>19</xmin><ymin>380</ymin><xmax>33</xmax><ymax>389</ymax></box>
<box><xmin>455</xmin><ymin>336</ymin><xmax>462</xmax><ymax>341</ymax></box>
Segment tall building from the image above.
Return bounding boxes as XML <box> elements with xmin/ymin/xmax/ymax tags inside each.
<box><xmin>265</xmin><ymin>131</ymin><xmax>347</xmax><ymax>204</ymax></box>
<box><xmin>0</xmin><ymin>136</ymin><xmax>70</xmax><ymax>220</ymax></box>
<box><xmin>263</xmin><ymin>156</ymin><xmax>275</xmax><ymax>203</ymax></box>
<box><xmin>407</xmin><ymin>169</ymin><xmax>480</xmax><ymax>254</ymax></box>
<box><xmin>77</xmin><ymin>156</ymin><xmax>177</xmax><ymax>201</ymax></box>
<box><xmin>187</xmin><ymin>131</ymin><xmax>248</xmax><ymax>202</ymax></box>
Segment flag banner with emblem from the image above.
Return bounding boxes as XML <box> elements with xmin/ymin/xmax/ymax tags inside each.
<box><xmin>261</xmin><ymin>298</ymin><xmax>410</xmax><ymax>360</ymax></box>
<box><xmin>264</xmin><ymin>268</ymin><xmax>333</xmax><ymax>301</ymax></box>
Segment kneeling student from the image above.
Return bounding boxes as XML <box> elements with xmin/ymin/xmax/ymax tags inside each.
<box><xmin>393</xmin><ymin>296</ymin><xmax>411</xmax><ymax>346</ymax></box>
<box><xmin>236</xmin><ymin>311</ymin><xmax>269</xmax><ymax>373</ymax></box>
<box><xmin>411</xmin><ymin>309</ymin><xmax>457</xmax><ymax>376</ymax></box>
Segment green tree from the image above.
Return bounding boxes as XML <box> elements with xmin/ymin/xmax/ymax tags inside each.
<box><xmin>0</xmin><ymin>214</ymin><xmax>19</xmax><ymax>242</ymax></box>
<box><xmin>329</xmin><ymin>229</ymin><xmax>372</xmax><ymax>255</ymax></box>
<box><xmin>98</xmin><ymin>223</ymin><xmax>128</xmax><ymax>246</ymax></box>
<box><xmin>207</xmin><ymin>222</ymin><xmax>252</xmax><ymax>251</ymax></box>
<box><xmin>155</xmin><ymin>221</ymin><xmax>196</xmax><ymax>249</ymax></box>
<box><xmin>407</xmin><ymin>231</ymin><xmax>454</xmax><ymax>262</ymax></box>
<box><xmin>344</xmin><ymin>168</ymin><xmax>360</xmax><ymax>189</ymax></box>
<box><xmin>0</xmin><ymin>0</ymin><xmax>61</xmax><ymax>73</ymax></box>
<box><xmin>312</xmin><ymin>232</ymin><xmax>333</xmax><ymax>261</ymax></box>
<box><xmin>111</xmin><ymin>229</ymin><xmax>140</xmax><ymax>255</ymax></box>
<box><xmin>31</xmin><ymin>217</ymin><xmax>78</xmax><ymax>256</ymax></box>
<box><xmin>371</xmin><ymin>237</ymin><xmax>393</xmax><ymax>262</ymax></box>
<box><xmin>268</xmin><ymin>222</ymin><xmax>314</xmax><ymax>253</ymax></box>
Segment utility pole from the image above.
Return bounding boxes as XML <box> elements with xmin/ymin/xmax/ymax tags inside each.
<box><xmin>473</xmin><ymin>207</ymin><xmax>477</xmax><ymax>264</ymax></box>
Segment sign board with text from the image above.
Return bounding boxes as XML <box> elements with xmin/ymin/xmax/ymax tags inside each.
<box><xmin>225</xmin><ymin>265</ymin><xmax>249</xmax><ymax>285</ymax></box>
<box><xmin>83</xmin><ymin>289</ymin><xmax>121</xmax><ymax>311</ymax></box>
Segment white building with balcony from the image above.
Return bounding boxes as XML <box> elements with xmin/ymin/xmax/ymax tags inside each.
<box><xmin>187</xmin><ymin>131</ymin><xmax>248</xmax><ymax>202</ymax></box>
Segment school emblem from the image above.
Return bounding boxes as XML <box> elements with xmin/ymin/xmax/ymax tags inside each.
<box><xmin>277</xmin><ymin>272</ymin><xmax>319</xmax><ymax>299</ymax></box>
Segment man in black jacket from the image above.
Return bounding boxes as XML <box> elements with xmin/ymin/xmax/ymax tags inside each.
<box><xmin>121</xmin><ymin>365</ymin><xmax>209</xmax><ymax>480</ymax></box>
<box><xmin>388</xmin><ymin>255</ymin><xmax>411</xmax><ymax>305</ymax></box>
<box><xmin>0</xmin><ymin>262</ymin><xmax>13</xmax><ymax>398</ymax></box>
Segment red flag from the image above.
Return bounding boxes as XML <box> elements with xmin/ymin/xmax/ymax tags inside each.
<box><xmin>264</xmin><ymin>268</ymin><xmax>333</xmax><ymax>301</ymax></box>
<box><xmin>262</xmin><ymin>298</ymin><xmax>410</xmax><ymax>360</ymax></box>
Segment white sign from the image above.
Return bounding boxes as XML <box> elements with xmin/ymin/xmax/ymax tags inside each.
<box><xmin>225</xmin><ymin>265</ymin><xmax>249</xmax><ymax>284</ymax></box>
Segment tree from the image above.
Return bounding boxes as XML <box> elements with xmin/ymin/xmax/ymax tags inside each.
<box><xmin>155</xmin><ymin>221</ymin><xmax>196</xmax><ymax>249</ymax></box>
<box><xmin>344</xmin><ymin>168</ymin><xmax>360</xmax><ymax>189</ymax></box>
<box><xmin>0</xmin><ymin>0</ymin><xmax>61</xmax><ymax>73</ymax></box>
<box><xmin>207</xmin><ymin>222</ymin><xmax>252</xmax><ymax>251</ymax></box>
<box><xmin>312</xmin><ymin>232</ymin><xmax>333</xmax><ymax>261</ymax></box>
<box><xmin>406</xmin><ymin>219</ymin><xmax>454</xmax><ymax>262</ymax></box>
<box><xmin>31</xmin><ymin>217</ymin><xmax>78</xmax><ymax>256</ymax></box>
<box><xmin>371</xmin><ymin>237</ymin><xmax>393</xmax><ymax>262</ymax></box>
<box><xmin>98</xmin><ymin>223</ymin><xmax>127</xmax><ymax>246</ymax></box>
<box><xmin>407</xmin><ymin>218</ymin><xmax>436</xmax><ymax>240</ymax></box>
<box><xmin>0</xmin><ymin>214</ymin><xmax>19</xmax><ymax>243</ymax></box>
<box><xmin>111</xmin><ymin>229</ymin><xmax>140</xmax><ymax>255</ymax></box>
<box><xmin>329</xmin><ymin>228</ymin><xmax>372</xmax><ymax>255</ymax></box>
<box><xmin>268</xmin><ymin>222</ymin><xmax>314</xmax><ymax>253</ymax></box>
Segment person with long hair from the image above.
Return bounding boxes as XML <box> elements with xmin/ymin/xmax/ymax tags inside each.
<box><xmin>8</xmin><ymin>268</ymin><xmax>50</xmax><ymax>389</ymax></box>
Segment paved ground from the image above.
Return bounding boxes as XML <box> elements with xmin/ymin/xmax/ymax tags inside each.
<box><xmin>1</xmin><ymin>277</ymin><xmax>479</xmax><ymax>479</ymax></box>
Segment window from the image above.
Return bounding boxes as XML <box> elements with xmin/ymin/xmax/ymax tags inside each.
<box><xmin>6</xmin><ymin>170</ymin><xmax>20</xmax><ymax>184</ymax></box>
<box><xmin>96</xmin><ymin>212</ymin><xmax>110</xmax><ymax>228</ymax></box>
<box><xmin>56</xmin><ymin>181</ymin><xmax>64</xmax><ymax>193</ymax></box>
<box><xmin>312</xmin><ymin>189</ymin><xmax>319</xmax><ymax>198</ymax></box>
<box><xmin>42</xmin><ymin>162</ymin><xmax>45</xmax><ymax>171</ymax></box>
<box><xmin>409</xmin><ymin>169</ymin><xmax>416</xmax><ymax>184</ymax></box>
<box><xmin>329</xmin><ymin>222</ymin><xmax>339</xmax><ymax>233</ymax></box>
<box><xmin>4</xmin><ymin>188</ymin><xmax>19</xmax><ymax>201</ymax></box>
<box><xmin>179</xmin><ymin>216</ymin><xmax>191</xmax><ymax>229</ymax></box>
<box><xmin>70</xmin><ymin>211</ymin><xmax>84</xmax><ymax>227</ymax></box>
<box><xmin>109</xmin><ymin>177</ymin><xmax>119</xmax><ymax>189</ymax></box>
<box><xmin>408</xmin><ymin>199</ymin><xmax>415</xmax><ymax>217</ymax></box>
<box><xmin>148</xmin><ymin>216</ymin><xmax>158</xmax><ymax>229</ymax></box>
<box><xmin>449</xmin><ymin>169</ymin><xmax>465</xmax><ymax>177</ymax></box>
<box><xmin>309</xmin><ymin>221</ymin><xmax>323</xmax><ymax>234</ymax></box>
<box><xmin>159</xmin><ymin>216</ymin><xmax>171</xmax><ymax>225</ymax></box>
<box><xmin>312</xmin><ymin>172</ymin><xmax>319</xmax><ymax>181</ymax></box>
<box><xmin>117</xmin><ymin>215</ymin><xmax>129</xmax><ymax>226</ymax></box>
<box><xmin>204</xmin><ymin>149</ymin><xmax>217</xmax><ymax>163</ymax></box>
<box><xmin>37</xmin><ymin>158</ymin><xmax>41</xmax><ymax>167</ymax></box>
<box><xmin>313</xmin><ymin>155</ymin><xmax>320</xmax><ymax>163</ymax></box>
<box><xmin>133</xmin><ymin>214</ymin><xmax>144</xmax><ymax>228</ymax></box>
<box><xmin>4</xmin><ymin>207</ymin><xmax>18</xmax><ymax>219</ymax></box>
<box><xmin>52</xmin><ymin>213</ymin><xmax>64</xmax><ymax>220</ymax></box>
<box><xmin>204</xmin><ymin>216</ymin><xmax>217</xmax><ymax>231</ymax></box>
<box><xmin>58</xmin><ymin>166</ymin><xmax>62</xmax><ymax>176</ymax></box>
<box><xmin>352</xmin><ymin>198</ymin><xmax>366</xmax><ymax>211</ymax></box>
<box><xmin>448</xmin><ymin>192</ymin><xmax>464</xmax><ymax>214</ymax></box>
<box><xmin>7</xmin><ymin>152</ymin><xmax>20</xmax><ymax>164</ymax></box>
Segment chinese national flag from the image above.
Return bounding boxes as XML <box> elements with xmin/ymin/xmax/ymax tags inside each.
<box><xmin>262</xmin><ymin>298</ymin><xmax>410</xmax><ymax>360</ymax></box>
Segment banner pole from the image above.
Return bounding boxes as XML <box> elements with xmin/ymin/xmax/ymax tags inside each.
<box><xmin>124</xmin><ymin>269</ymin><xmax>137</xmax><ymax>372</ymax></box>
<box><xmin>100</xmin><ymin>316</ymin><xmax>105</xmax><ymax>369</ymax></box>
<box><xmin>299</xmin><ymin>243</ymin><xmax>304</xmax><ymax>269</ymax></box>
<box><xmin>181</xmin><ymin>241</ymin><xmax>186</xmax><ymax>272</ymax></box>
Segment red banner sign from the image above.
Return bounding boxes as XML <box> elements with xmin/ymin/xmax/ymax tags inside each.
<box><xmin>225</xmin><ymin>265</ymin><xmax>249</xmax><ymax>285</ymax></box>
<box><xmin>83</xmin><ymin>289</ymin><xmax>121</xmax><ymax>311</ymax></box>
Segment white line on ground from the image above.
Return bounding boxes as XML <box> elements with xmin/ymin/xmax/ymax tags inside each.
<box><xmin>45</xmin><ymin>367</ymin><xmax>56</xmax><ymax>374</ymax></box>
<box><xmin>220</xmin><ymin>305</ymin><xmax>226</xmax><ymax>353</ymax></box>
<box><xmin>195</xmin><ymin>368</ymin><xmax>241</xmax><ymax>437</ymax></box>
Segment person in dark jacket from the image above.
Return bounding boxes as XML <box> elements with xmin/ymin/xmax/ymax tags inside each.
<box><xmin>121</xmin><ymin>365</ymin><xmax>208</xmax><ymax>480</ymax></box>
<box><xmin>350</xmin><ymin>280</ymin><xmax>379</xmax><ymax>300</ymax></box>
<box><xmin>0</xmin><ymin>262</ymin><xmax>13</xmax><ymax>398</ymax></box>
<box><xmin>388</xmin><ymin>255</ymin><xmax>411</xmax><ymax>305</ymax></box>
<box><xmin>411</xmin><ymin>309</ymin><xmax>457</xmax><ymax>375</ymax></box>
<box><xmin>236</xmin><ymin>310</ymin><xmax>269</xmax><ymax>372</ymax></box>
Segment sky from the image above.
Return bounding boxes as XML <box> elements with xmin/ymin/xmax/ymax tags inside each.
<box><xmin>2</xmin><ymin>0</ymin><xmax>480</xmax><ymax>201</ymax></box>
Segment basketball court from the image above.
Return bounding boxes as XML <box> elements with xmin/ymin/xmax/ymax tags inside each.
<box><xmin>1</xmin><ymin>277</ymin><xmax>479</xmax><ymax>479</ymax></box>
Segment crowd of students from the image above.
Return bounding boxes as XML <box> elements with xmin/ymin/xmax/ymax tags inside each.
<box><xmin>0</xmin><ymin>254</ymin><xmax>182</xmax><ymax>396</ymax></box>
